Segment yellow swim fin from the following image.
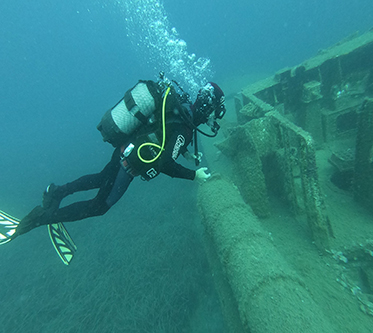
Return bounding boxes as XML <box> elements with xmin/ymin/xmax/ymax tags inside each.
<box><xmin>48</xmin><ymin>223</ymin><xmax>77</xmax><ymax>265</ymax></box>
<box><xmin>0</xmin><ymin>210</ymin><xmax>19</xmax><ymax>244</ymax></box>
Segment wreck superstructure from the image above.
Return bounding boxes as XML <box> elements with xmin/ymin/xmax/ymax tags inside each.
<box><xmin>198</xmin><ymin>30</ymin><xmax>373</xmax><ymax>332</ymax></box>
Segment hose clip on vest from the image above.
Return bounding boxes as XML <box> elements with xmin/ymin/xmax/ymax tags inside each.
<box><xmin>123</xmin><ymin>143</ymin><xmax>135</xmax><ymax>158</ymax></box>
<box><xmin>120</xmin><ymin>143</ymin><xmax>136</xmax><ymax>176</ymax></box>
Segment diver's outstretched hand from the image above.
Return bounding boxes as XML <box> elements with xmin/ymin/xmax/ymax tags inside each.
<box><xmin>195</xmin><ymin>167</ymin><xmax>211</xmax><ymax>184</ymax></box>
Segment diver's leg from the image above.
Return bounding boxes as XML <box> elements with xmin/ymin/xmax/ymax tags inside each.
<box><xmin>43</xmin><ymin>148</ymin><xmax>122</xmax><ymax>210</ymax></box>
<box><xmin>52</xmin><ymin>167</ymin><xmax>133</xmax><ymax>222</ymax></box>
<box><xmin>16</xmin><ymin>163</ymin><xmax>133</xmax><ymax>236</ymax></box>
<box><xmin>14</xmin><ymin>148</ymin><xmax>125</xmax><ymax>237</ymax></box>
<box><xmin>42</xmin><ymin>174</ymin><xmax>103</xmax><ymax>210</ymax></box>
<box><xmin>13</xmin><ymin>206</ymin><xmax>52</xmax><ymax>236</ymax></box>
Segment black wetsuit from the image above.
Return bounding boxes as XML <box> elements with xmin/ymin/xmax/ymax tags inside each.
<box><xmin>50</xmin><ymin>120</ymin><xmax>196</xmax><ymax>223</ymax></box>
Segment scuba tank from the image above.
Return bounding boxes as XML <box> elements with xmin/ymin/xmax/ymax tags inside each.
<box><xmin>97</xmin><ymin>80</ymin><xmax>162</xmax><ymax>147</ymax></box>
<box><xmin>97</xmin><ymin>73</ymin><xmax>187</xmax><ymax>148</ymax></box>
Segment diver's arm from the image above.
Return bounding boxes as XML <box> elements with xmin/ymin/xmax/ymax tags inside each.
<box><xmin>158</xmin><ymin>125</ymin><xmax>196</xmax><ymax>180</ymax></box>
<box><xmin>161</xmin><ymin>161</ymin><xmax>196</xmax><ymax>180</ymax></box>
<box><xmin>183</xmin><ymin>150</ymin><xmax>203</xmax><ymax>164</ymax></box>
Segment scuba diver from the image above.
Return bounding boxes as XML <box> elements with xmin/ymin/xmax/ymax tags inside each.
<box><xmin>0</xmin><ymin>73</ymin><xmax>226</xmax><ymax>264</ymax></box>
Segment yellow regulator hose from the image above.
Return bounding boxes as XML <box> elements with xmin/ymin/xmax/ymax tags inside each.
<box><xmin>137</xmin><ymin>86</ymin><xmax>170</xmax><ymax>163</ymax></box>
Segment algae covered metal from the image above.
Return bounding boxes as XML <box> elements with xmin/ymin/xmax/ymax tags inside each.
<box><xmin>198</xmin><ymin>30</ymin><xmax>373</xmax><ymax>332</ymax></box>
